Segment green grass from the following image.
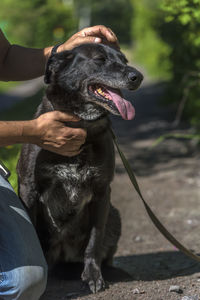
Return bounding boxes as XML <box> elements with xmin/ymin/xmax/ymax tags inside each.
<box><xmin>0</xmin><ymin>88</ymin><xmax>44</xmax><ymax>192</ymax></box>
<box><xmin>0</xmin><ymin>81</ymin><xmax>20</xmax><ymax>93</ymax></box>
<box><xmin>0</xmin><ymin>144</ymin><xmax>21</xmax><ymax>191</ymax></box>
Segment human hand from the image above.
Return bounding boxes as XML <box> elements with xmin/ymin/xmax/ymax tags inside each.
<box><xmin>29</xmin><ymin>111</ymin><xmax>86</xmax><ymax>156</ymax></box>
<box><xmin>58</xmin><ymin>25</ymin><xmax>119</xmax><ymax>52</ymax></box>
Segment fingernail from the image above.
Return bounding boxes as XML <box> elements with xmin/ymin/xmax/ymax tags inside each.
<box><xmin>94</xmin><ymin>37</ymin><xmax>101</xmax><ymax>43</ymax></box>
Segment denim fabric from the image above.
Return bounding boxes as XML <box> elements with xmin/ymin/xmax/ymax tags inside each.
<box><xmin>0</xmin><ymin>175</ymin><xmax>47</xmax><ymax>300</ymax></box>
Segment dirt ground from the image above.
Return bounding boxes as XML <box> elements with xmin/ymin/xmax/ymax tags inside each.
<box><xmin>41</xmin><ymin>81</ymin><xmax>200</xmax><ymax>300</ymax></box>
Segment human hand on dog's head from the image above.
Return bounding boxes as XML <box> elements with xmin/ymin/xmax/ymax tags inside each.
<box><xmin>57</xmin><ymin>25</ymin><xmax>119</xmax><ymax>53</ymax></box>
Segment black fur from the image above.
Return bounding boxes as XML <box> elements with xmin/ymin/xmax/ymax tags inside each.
<box><xmin>17</xmin><ymin>43</ymin><xmax>143</xmax><ymax>293</ymax></box>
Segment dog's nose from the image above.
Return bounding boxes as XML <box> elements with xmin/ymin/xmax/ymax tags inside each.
<box><xmin>128</xmin><ymin>69</ymin><xmax>143</xmax><ymax>82</ymax></box>
<box><xmin>127</xmin><ymin>69</ymin><xmax>143</xmax><ymax>90</ymax></box>
<box><xmin>128</xmin><ymin>72</ymin><xmax>138</xmax><ymax>82</ymax></box>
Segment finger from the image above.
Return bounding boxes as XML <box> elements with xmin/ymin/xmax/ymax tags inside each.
<box><xmin>43</xmin><ymin>140</ymin><xmax>83</xmax><ymax>152</ymax></box>
<box><xmin>72</xmin><ymin>128</ymin><xmax>87</xmax><ymax>139</ymax></box>
<box><xmin>99</xmin><ymin>27</ymin><xmax>120</xmax><ymax>48</ymax></box>
<box><xmin>79</xmin><ymin>26</ymin><xmax>120</xmax><ymax>49</ymax></box>
<box><xmin>54</xmin><ymin>111</ymin><xmax>80</xmax><ymax>122</ymax></box>
<box><xmin>106</xmin><ymin>27</ymin><xmax>118</xmax><ymax>41</ymax></box>
<box><xmin>65</xmin><ymin>138</ymin><xmax>86</xmax><ymax>146</ymax></box>
<box><xmin>62</xmin><ymin>149</ymin><xmax>82</xmax><ymax>157</ymax></box>
<box><xmin>81</xmin><ymin>25</ymin><xmax>117</xmax><ymax>43</ymax></box>
<box><xmin>71</xmin><ymin>36</ymin><xmax>102</xmax><ymax>47</ymax></box>
<box><xmin>64</xmin><ymin>128</ymin><xmax>87</xmax><ymax>140</ymax></box>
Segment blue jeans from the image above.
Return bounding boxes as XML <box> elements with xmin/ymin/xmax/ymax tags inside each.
<box><xmin>0</xmin><ymin>175</ymin><xmax>47</xmax><ymax>300</ymax></box>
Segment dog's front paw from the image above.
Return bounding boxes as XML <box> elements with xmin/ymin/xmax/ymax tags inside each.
<box><xmin>81</xmin><ymin>258</ymin><xmax>105</xmax><ymax>293</ymax></box>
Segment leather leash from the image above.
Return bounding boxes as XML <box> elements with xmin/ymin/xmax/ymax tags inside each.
<box><xmin>110</xmin><ymin>128</ymin><xmax>200</xmax><ymax>263</ymax></box>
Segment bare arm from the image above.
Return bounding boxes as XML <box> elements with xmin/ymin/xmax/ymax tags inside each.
<box><xmin>0</xmin><ymin>112</ymin><xmax>87</xmax><ymax>157</ymax></box>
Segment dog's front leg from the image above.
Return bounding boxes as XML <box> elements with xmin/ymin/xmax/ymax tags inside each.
<box><xmin>81</xmin><ymin>187</ymin><xmax>110</xmax><ymax>293</ymax></box>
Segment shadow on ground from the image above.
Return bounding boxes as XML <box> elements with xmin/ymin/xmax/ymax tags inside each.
<box><xmin>41</xmin><ymin>262</ymin><xmax>132</xmax><ymax>300</ymax></box>
<box><xmin>51</xmin><ymin>261</ymin><xmax>131</xmax><ymax>282</ymax></box>
<box><xmin>51</xmin><ymin>250</ymin><xmax>200</xmax><ymax>283</ymax></box>
<box><xmin>114</xmin><ymin>251</ymin><xmax>200</xmax><ymax>281</ymax></box>
<box><xmin>41</xmin><ymin>250</ymin><xmax>200</xmax><ymax>299</ymax></box>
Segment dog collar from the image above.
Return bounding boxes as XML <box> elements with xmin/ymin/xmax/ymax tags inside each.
<box><xmin>51</xmin><ymin>43</ymin><xmax>63</xmax><ymax>55</ymax></box>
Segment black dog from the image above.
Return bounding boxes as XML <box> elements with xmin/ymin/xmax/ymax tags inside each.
<box><xmin>17</xmin><ymin>43</ymin><xmax>143</xmax><ymax>293</ymax></box>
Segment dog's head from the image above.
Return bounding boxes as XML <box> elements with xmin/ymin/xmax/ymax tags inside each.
<box><xmin>45</xmin><ymin>43</ymin><xmax>143</xmax><ymax>121</ymax></box>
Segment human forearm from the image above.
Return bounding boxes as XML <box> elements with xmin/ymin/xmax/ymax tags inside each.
<box><xmin>0</xmin><ymin>120</ymin><xmax>37</xmax><ymax>146</ymax></box>
<box><xmin>0</xmin><ymin>111</ymin><xmax>86</xmax><ymax>156</ymax></box>
<box><xmin>0</xmin><ymin>45</ymin><xmax>53</xmax><ymax>81</ymax></box>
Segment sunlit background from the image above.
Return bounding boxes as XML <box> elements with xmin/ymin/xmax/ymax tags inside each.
<box><xmin>0</xmin><ymin>0</ymin><xmax>200</xmax><ymax>190</ymax></box>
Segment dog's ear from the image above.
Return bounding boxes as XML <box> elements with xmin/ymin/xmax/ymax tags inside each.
<box><xmin>44</xmin><ymin>51</ymin><xmax>74</xmax><ymax>84</ymax></box>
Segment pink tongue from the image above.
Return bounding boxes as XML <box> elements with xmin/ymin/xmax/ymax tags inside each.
<box><xmin>107</xmin><ymin>88</ymin><xmax>135</xmax><ymax>120</ymax></box>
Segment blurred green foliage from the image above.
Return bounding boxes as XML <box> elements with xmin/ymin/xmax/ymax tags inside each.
<box><xmin>131</xmin><ymin>0</ymin><xmax>200</xmax><ymax>128</ymax></box>
<box><xmin>161</xmin><ymin>0</ymin><xmax>200</xmax><ymax>128</ymax></box>
<box><xmin>74</xmin><ymin>0</ymin><xmax>132</xmax><ymax>44</ymax></box>
<box><xmin>0</xmin><ymin>145</ymin><xmax>21</xmax><ymax>192</ymax></box>
<box><xmin>131</xmin><ymin>0</ymin><xmax>172</xmax><ymax>79</ymax></box>
<box><xmin>90</xmin><ymin>0</ymin><xmax>132</xmax><ymax>44</ymax></box>
<box><xmin>0</xmin><ymin>0</ymin><xmax>77</xmax><ymax>47</ymax></box>
<box><xmin>0</xmin><ymin>0</ymin><xmax>78</xmax><ymax>96</ymax></box>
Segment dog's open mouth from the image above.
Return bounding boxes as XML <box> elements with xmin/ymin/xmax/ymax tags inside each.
<box><xmin>88</xmin><ymin>84</ymin><xmax>135</xmax><ymax>120</ymax></box>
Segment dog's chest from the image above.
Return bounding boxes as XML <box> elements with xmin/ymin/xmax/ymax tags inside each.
<box><xmin>36</xmin><ymin>136</ymin><xmax>114</xmax><ymax>230</ymax></box>
<box><xmin>54</xmin><ymin>162</ymin><xmax>98</xmax><ymax>185</ymax></box>
<box><xmin>52</xmin><ymin>161</ymin><xmax>99</xmax><ymax>208</ymax></box>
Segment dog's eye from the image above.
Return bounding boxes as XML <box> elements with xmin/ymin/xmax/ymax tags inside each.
<box><xmin>93</xmin><ymin>56</ymin><xmax>106</xmax><ymax>64</ymax></box>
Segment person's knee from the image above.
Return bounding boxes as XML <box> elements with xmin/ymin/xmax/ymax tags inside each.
<box><xmin>0</xmin><ymin>264</ymin><xmax>48</xmax><ymax>300</ymax></box>
<box><xmin>20</xmin><ymin>264</ymin><xmax>48</xmax><ymax>299</ymax></box>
